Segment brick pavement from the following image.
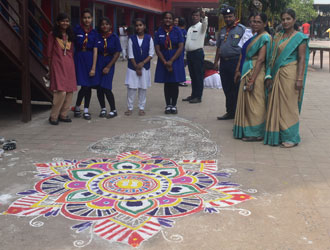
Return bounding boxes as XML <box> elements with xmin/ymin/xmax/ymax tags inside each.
<box><xmin>0</xmin><ymin>44</ymin><xmax>330</xmax><ymax>250</ymax></box>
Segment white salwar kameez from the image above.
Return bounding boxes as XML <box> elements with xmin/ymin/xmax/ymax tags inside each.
<box><xmin>125</xmin><ymin>36</ymin><xmax>154</xmax><ymax>110</ymax></box>
<box><xmin>119</xmin><ymin>26</ymin><xmax>128</xmax><ymax>59</ymax></box>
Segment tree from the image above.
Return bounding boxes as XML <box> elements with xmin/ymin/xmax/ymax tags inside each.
<box><xmin>261</xmin><ymin>0</ymin><xmax>291</xmax><ymax>16</ymax></box>
<box><xmin>218</xmin><ymin>0</ymin><xmax>292</xmax><ymax>24</ymax></box>
<box><xmin>288</xmin><ymin>0</ymin><xmax>318</xmax><ymax>23</ymax></box>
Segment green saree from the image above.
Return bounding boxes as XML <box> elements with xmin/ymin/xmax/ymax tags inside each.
<box><xmin>264</xmin><ymin>31</ymin><xmax>309</xmax><ymax>146</ymax></box>
<box><xmin>233</xmin><ymin>32</ymin><xmax>272</xmax><ymax>139</ymax></box>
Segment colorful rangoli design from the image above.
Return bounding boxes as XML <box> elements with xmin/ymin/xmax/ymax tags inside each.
<box><xmin>2</xmin><ymin>151</ymin><xmax>253</xmax><ymax>248</ymax></box>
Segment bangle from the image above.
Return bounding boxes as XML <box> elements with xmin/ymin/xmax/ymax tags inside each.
<box><xmin>296</xmin><ymin>79</ymin><xmax>303</xmax><ymax>81</ymax></box>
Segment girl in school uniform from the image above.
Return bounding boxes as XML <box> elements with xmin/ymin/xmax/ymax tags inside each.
<box><xmin>73</xmin><ymin>9</ymin><xmax>98</xmax><ymax>120</ymax></box>
<box><xmin>154</xmin><ymin>12</ymin><xmax>185</xmax><ymax>114</ymax></box>
<box><xmin>124</xmin><ymin>18</ymin><xmax>154</xmax><ymax>116</ymax></box>
<box><xmin>47</xmin><ymin>13</ymin><xmax>77</xmax><ymax>125</ymax></box>
<box><xmin>96</xmin><ymin>17</ymin><xmax>122</xmax><ymax>119</ymax></box>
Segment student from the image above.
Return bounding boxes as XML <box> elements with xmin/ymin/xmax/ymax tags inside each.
<box><xmin>47</xmin><ymin>13</ymin><xmax>77</xmax><ymax>125</ymax></box>
<box><xmin>124</xmin><ymin>18</ymin><xmax>154</xmax><ymax>116</ymax></box>
<box><xmin>154</xmin><ymin>12</ymin><xmax>185</xmax><ymax>114</ymax></box>
<box><xmin>96</xmin><ymin>17</ymin><xmax>121</xmax><ymax>119</ymax></box>
<box><xmin>119</xmin><ymin>22</ymin><xmax>128</xmax><ymax>60</ymax></box>
<box><xmin>174</xmin><ymin>17</ymin><xmax>179</xmax><ymax>27</ymax></box>
<box><xmin>73</xmin><ymin>9</ymin><xmax>98</xmax><ymax>120</ymax></box>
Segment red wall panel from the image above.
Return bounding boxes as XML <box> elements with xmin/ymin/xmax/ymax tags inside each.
<box><xmin>172</xmin><ymin>0</ymin><xmax>217</xmax><ymax>3</ymax></box>
<box><xmin>100</xmin><ymin>0</ymin><xmax>172</xmax><ymax>13</ymax></box>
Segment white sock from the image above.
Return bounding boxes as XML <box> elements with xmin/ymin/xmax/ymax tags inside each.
<box><xmin>102</xmin><ymin>108</ymin><xmax>107</xmax><ymax>111</ymax></box>
<box><xmin>84</xmin><ymin>108</ymin><xmax>89</xmax><ymax>113</ymax></box>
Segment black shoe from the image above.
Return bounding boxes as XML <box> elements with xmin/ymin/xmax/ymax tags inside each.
<box><xmin>189</xmin><ymin>97</ymin><xmax>201</xmax><ymax>104</ymax></box>
<box><xmin>178</xmin><ymin>82</ymin><xmax>188</xmax><ymax>87</ymax></box>
<box><xmin>107</xmin><ymin>110</ymin><xmax>117</xmax><ymax>119</ymax></box>
<box><xmin>59</xmin><ymin>116</ymin><xmax>72</xmax><ymax>122</ymax></box>
<box><xmin>83</xmin><ymin>112</ymin><xmax>91</xmax><ymax>120</ymax></box>
<box><xmin>49</xmin><ymin>117</ymin><xmax>59</xmax><ymax>125</ymax></box>
<box><xmin>182</xmin><ymin>96</ymin><xmax>193</xmax><ymax>101</ymax></box>
<box><xmin>217</xmin><ymin>113</ymin><xmax>235</xmax><ymax>120</ymax></box>
<box><xmin>99</xmin><ymin>109</ymin><xmax>107</xmax><ymax>118</ymax></box>
<box><xmin>74</xmin><ymin>110</ymin><xmax>81</xmax><ymax>118</ymax></box>
<box><xmin>164</xmin><ymin>105</ymin><xmax>172</xmax><ymax>114</ymax></box>
<box><xmin>171</xmin><ymin>106</ymin><xmax>178</xmax><ymax>114</ymax></box>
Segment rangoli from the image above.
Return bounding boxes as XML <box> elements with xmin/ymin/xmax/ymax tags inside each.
<box><xmin>2</xmin><ymin>151</ymin><xmax>253</xmax><ymax>248</ymax></box>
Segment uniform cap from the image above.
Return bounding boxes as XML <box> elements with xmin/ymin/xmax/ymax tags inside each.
<box><xmin>222</xmin><ymin>6</ymin><xmax>235</xmax><ymax>15</ymax></box>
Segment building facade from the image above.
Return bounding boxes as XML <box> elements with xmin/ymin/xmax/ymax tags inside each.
<box><xmin>39</xmin><ymin>0</ymin><xmax>219</xmax><ymax>35</ymax></box>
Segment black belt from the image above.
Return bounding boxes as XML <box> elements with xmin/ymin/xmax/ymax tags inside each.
<box><xmin>220</xmin><ymin>55</ymin><xmax>240</xmax><ymax>61</ymax></box>
<box><xmin>187</xmin><ymin>48</ymin><xmax>203</xmax><ymax>53</ymax></box>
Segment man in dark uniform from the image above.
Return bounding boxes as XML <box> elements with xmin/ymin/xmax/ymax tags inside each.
<box><xmin>214</xmin><ymin>6</ymin><xmax>245</xmax><ymax>120</ymax></box>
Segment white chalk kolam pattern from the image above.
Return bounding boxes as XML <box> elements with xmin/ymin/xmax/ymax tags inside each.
<box><xmin>88</xmin><ymin>116</ymin><xmax>218</xmax><ymax>160</ymax></box>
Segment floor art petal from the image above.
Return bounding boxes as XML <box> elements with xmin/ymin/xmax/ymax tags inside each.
<box><xmin>2</xmin><ymin>151</ymin><xmax>254</xmax><ymax>248</ymax></box>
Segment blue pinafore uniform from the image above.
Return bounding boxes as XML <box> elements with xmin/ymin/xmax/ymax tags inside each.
<box><xmin>96</xmin><ymin>32</ymin><xmax>122</xmax><ymax>90</ymax></box>
<box><xmin>154</xmin><ymin>26</ymin><xmax>185</xmax><ymax>83</ymax></box>
<box><xmin>73</xmin><ymin>25</ymin><xmax>99</xmax><ymax>87</ymax></box>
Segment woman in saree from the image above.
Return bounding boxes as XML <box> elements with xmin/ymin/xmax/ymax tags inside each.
<box><xmin>264</xmin><ymin>9</ymin><xmax>309</xmax><ymax>148</ymax></box>
<box><xmin>233</xmin><ymin>13</ymin><xmax>271</xmax><ymax>141</ymax></box>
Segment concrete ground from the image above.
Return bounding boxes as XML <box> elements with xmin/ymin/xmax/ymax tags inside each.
<box><xmin>0</xmin><ymin>43</ymin><xmax>330</xmax><ymax>250</ymax></box>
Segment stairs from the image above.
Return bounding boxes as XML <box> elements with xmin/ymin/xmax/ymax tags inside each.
<box><xmin>0</xmin><ymin>0</ymin><xmax>53</xmax><ymax>122</ymax></box>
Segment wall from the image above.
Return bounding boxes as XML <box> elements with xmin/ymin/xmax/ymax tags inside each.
<box><xmin>97</xmin><ymin>0</ymin><xmax>172</xmax><ymax>13</ymax></box>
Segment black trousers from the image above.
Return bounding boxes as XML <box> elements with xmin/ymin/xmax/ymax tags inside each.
<box><xmin>219</xmin><ymin>57</ymin><xmax>240</xmax><ymax>115</ymax></box>
<box><xmin>97</xmin><ymin>87</ymin><xmax>116</xmax><ymax>111</ymax></box>
<box><xmin>75</xmin><ymin>86</ymin><xmax>92</xmax><ymax>108</ymax></box>
<box><xmin>164</xmin><ymin>83</ymin><xmax>179</xmax><ymax>107</ymax></box>
<box><xmin>187</xmin><ymin>49</ymin><xmax>204</xmax><ymax>99</ymax></box>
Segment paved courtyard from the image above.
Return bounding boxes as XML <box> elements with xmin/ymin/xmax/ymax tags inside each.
<box><xmin>0</xmin><ymin>44</ymin><xmax>330</xmax><ymax>250</ymax></box>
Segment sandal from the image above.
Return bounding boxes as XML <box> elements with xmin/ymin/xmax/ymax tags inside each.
<box><xmin>83</xmin><ymin>112</ymin><xmax>91</xmax><ymax>120</ymax></box>
<box><xmin>124</xmin><ymin>110</ymin><xmax>132</xmax><ymax>116</ymax></box>
<box><xmin>59</xmin><ymin>116</ymin><xmax>72</xmax><ymax>122</ymax></box>
<box><xmin>49</xmin><ymin>117</ymin><xmax>59</xmax><ymax>125</ymax></box>
<box><xmin>138</xmin><ymin>110</ymin><xmax>145</xmax><ymax>116</ymax></box>
<box><xmin>3</xmin><ymin>139</ymin><xmax>17</xmax><ymax>151</ymax></box>
<box><xmin>99</xmin><ymin>110</ymin><xmax>107</xmax><ymax>118</ymax></box>
<box><xmin>242</xmin><ymin>137</ymin><xmax>263</xmax><ymax>142</ymax></box>
<box><xmin>280</xmin><ymin>142</ymin><xmax>298</xmax><ymax>148</ymax></box>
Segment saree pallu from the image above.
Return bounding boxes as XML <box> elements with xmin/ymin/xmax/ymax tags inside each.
<box><xmin>264</xmin><ymin>32</ymin><xmax>309</xmax><ymax>145</ymax></box>
<box><xmin>234</xmin><ymin>32</ymin><xmax>271</xmax><ymax>139</ymax></box>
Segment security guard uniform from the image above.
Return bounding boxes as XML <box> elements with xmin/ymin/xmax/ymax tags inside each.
<box><xmin>217</xmin><ymin>10</ymin><xmax>245</xmax><ymax>117</ymax></box>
